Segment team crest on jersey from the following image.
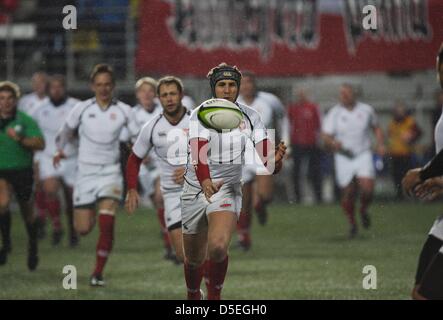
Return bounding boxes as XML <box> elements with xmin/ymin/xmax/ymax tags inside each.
<box><xmin>182</xmin><ymin>128</ymin><xmax>189</xmax><ymax>135</ymax></box>
<box><xmin>110</xmin><ymin>113</ymin><xmax>117</xmax><ymax>120</ymax></box>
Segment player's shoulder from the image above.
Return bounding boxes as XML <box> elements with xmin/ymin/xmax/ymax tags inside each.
<box><xmin>113</xmin><ymin>99</ymin><xmax>132</xmax><ymax>114</ymax></box>
<box><xmin>326</xmin><ymin>104</ymin><xmax>343</xmax><ymax>115</ymax></box>
<box><xmin>66</xmin><ymin>97</ymin><xmax>80</xmax><ymax>107</ymax></box>
<box><xmin>356</xmin><ymin>101</ymin><xmax>375</xmax><ymax>113</ymax></box>
<box><xmin>237</xmin><ymin>102</ymin><xmax>261</xmax><ymax>121</ymax></box>
<box><xmin>141</xmin><ymin>112</ymin><xmax>164</xmax><ymax>132</ymax></box>
<box><xmin>16</xmin><ymin>110</ymin><xmax>38</xmax><ymax>125</ymax></box>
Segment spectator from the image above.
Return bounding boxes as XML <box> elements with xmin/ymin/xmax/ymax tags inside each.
<box><xmin>387</xmin><ymin>101</ymin><xmax>421</xmax><ymax>200</ymax></box>
<box><xmin>287</xmin><ymin>88</ymin><xmax>323</xmax><ymax>204</ymax></box>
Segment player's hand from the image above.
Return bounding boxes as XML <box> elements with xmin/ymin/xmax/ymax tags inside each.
<box><xmin>402</xmin><ymin>168</ymin><xmax>422</xmax><ymax>197</ymax></box>
<box><xmin>273</xmin><ymin>141</ymin><xmax>287</xmax><ymax>174</ymax></box>
<box><xmin>53</xmin><ymin>151</ymin><xmax>66</xmax><ymax>168</ymax></box>
<box><xmin>6</xmin><ymin>127</ymin><xmax>22</xmax><ymax>142</ymax></box>
<box><xmin>142</xmin><ymin>156</ymin><xmax>151</xmax><ymax>165</ymax></box>
<box><xmin>173</xmin><ymin>167</ymin><xmax>186</xmax><ymax>185</ymax></box>
<box><xmin>331</xmin><ymin>140</ymin><xmax>342</xmax><ymax>153</ymax></box>
<box><xmin>415</xmin><ymin>177</ymin><xmax>443</xmax><ymax>201</ymax></box>
<box><xmin>201</xmin><ymin>179</ymin><xmax>223</xmax><ymax>203</ymax></box>
<box><xmin>125</xmin><ymin>189</ymin><xmax>140</xmax><ymax>214</ymax></box>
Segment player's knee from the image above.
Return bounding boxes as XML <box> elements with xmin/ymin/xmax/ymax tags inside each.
<box><xmin>208</xmin><ymin>241</ymin><xmax>228</xmax><ymax>262</ymax></box>
<box><xmin>74</xmin><ymin>221</ymin><xmax>93</xmax><ymax>236</ymax></box>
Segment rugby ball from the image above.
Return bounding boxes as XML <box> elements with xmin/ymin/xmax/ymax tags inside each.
<box><xmin>197</xmin><ymin>98</ymin><xmax>243</xmax><ymax>131</ymax></box>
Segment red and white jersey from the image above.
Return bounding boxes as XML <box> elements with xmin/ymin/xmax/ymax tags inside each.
<box><xmin>322</xmin><ymin>102</ymin><xmax>378</xmax><ymax>156</ymax></box>
<box><xmin>132</xmin><ymin>109</ymin><xmax>191</xmax><ymax>191</ymax></box>
<box><xmin>32</xmin><ymin>97</ymin><xmax>79</xmax><ymax>158</ymax></box>
<box><xmin>184</xmin><ymin>102</ymin><xmax>268</xmax><ymax>188</ymax></box>
<box><xmin>18</xmin><ymin>93</ymin><xmax>48</xmax><ymax>116</ymax></box>
<box><xmin>128</xmin><ymin>103</ymin><xmax>162</xmax><ymax>142</ymax></box>
<box><xmin>237</xmin><ymin>91</ymin><xmax>289</xmax><ymax>143</ymax></box>
<box><xmin>63</xmin><ymin>98</ymin><xmax>131</xmax><ymax>165</ymax></box>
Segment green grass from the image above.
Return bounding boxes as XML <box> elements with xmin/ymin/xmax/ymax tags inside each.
<box><xmin>0</xmin><ymin>201</ymin><xmax>440</xmax><ymax>299</ymax></box>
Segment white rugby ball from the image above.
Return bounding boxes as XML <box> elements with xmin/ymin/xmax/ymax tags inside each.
<box><xmin>197</xmin><ymin>98</ymin><xmax>243</xmax><ymax>131</ymax></box>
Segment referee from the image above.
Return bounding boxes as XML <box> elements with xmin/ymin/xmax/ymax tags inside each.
<box><xmin>0</xmin><ymin>81</ymin><xmax>45</xmax><ymax>270</ymax></box>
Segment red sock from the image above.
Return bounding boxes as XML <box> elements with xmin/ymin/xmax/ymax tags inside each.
<box><xmin>237</xmin><ymin>210</ymin><xmax>251</xmax><ymax>247</ymax></box>
<box><xmin>46</xmin><ymin>197</ymin><xmax>62</xmax><ymax>231</ymax></box>
<box><xmin>341</xmin><ymin>199</ymin><xmax>356</xmax><ymax>226</ymax></box>
<box><xmin>207</xmin><ymin>256</ymin><xmax>229</xmax><ymax>300</ymax></box>
<box><xmin>35</xmin><ymin>189</ymin><xmax>47</xmax><ymax>220</ymax></box>
<box><xmin>156</xmin><ymin>208</ymin><xmax>171</xmax><ymax>249</ymax></box>
<box><xmin>184</xmin><ymin>262</ymin><xmax>204</xmax><ymax>300</ymax></box>
<box><xmin>93</xmin><ymin>214</ymin><xmax>115</xmax><ymax>276</ymax></box>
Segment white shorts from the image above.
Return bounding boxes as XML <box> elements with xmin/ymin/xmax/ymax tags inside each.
<box><xmin>73</xmin><ymin>163</ymin><xmax>123</xmax><ymax>207</ymax></box>
<box><xmin>138</xmin><ymin>165</ymin><xmax>160</xmax><ymax>197</ymax></box>
<box><xmin>163</xmin><ymin>189</ymin><xmax>183</xmax><ymax>230</ymax></box>
<box><xmin>181</xmin><ymin>180</ymin><xmax>242</xmax><ymax>234</ymax></box>
<box><xmin>241</xmin><ymin>139</ymin><xmax>269</xmax><ymax>184</ymax></box>
<box><xmin>334</xmin><ymin>151</ymin><xmax>375</xmax><ymax>188</ymax></box>
<box><xmin>429</xmin><ymin>215</ymin><xmax>443</xmax><ymax>241</ymax></box>
<box><xmin>38</xmin><ymin>153</ymin><xmax>77</xmax><ymax>187</ymax></box>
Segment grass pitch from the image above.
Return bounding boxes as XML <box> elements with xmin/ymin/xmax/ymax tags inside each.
<box><xmin>0</xmin><ymin>201</ymin><xmax>440</xmax><ymax>300</ymax></box>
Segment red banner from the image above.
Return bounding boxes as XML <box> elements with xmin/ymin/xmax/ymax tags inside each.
<box><xmin>136</xmin><ymin>0</ymin><xmax>443</xmax><ymax>76</ymax></box>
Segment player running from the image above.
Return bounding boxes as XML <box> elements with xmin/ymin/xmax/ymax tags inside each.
<box><xmin>322</xmin><ymin>83</ymin><xmax>385</xmax><ymax>239</ymax></box>
<box><xmin>127</xmin><ymin>77</ymin><xmax>176</xmax><ymax>261</ymax></box>
<box><xmin>31</xmin><ymin>75</ymin><xmax>79</xmax><ymax>246</ymax></box>
<box><xmin>54</xmin><ymin>64</ymin><xmax>131</xmax><ymax>286</ymax></box>
<box><xmin>181</xmin><ymin>63</ymin><xmax>287</xmax><ymax>300</ymax></box>
<box><xmin>0</xmin><ymin>81</ymin><xmax>45</xmax><ymax>270</ymax></box>
<box><xmin>126</xmin><ymin>76</ymin><xmax>190</xmax><ymax>264</ymax></box>
<box><xmin>402</xmin><ymin>43</ymin><xmax>443</xmax><ymax>300</ymax></box>
<box><xmin>236</xmin><ymin>71</ymin><xmax>289</xmax><ymax>250</ymax></box>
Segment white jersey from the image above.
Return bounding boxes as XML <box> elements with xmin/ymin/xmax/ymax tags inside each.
<box><xmin>184</xmin><ymin>102</ymin><xmax>268</xmax><ymax>188</ymax></box>
<box><xmin>18</xmin><ymin>93</ymin><xmax>48</xmax><ymax>116</ymax></box>
<box><xmin>237</xmin><ymin>91</ymin><xmax>289</xmax><ymax>143</ymax></box>
<box><xmin>32</xmin><ymin>97</ymin><xmax>79</xmax><ymax>158</ymax></box>
<box><xmin>128</xmin><ymin>103</ymin><xmax>162</xmax><ymax>142</ymax></box>
<box><xmin>182</xmin><ymin>95</ymin><xmax>196</xmax><ymax>110</ymax></box>
<box><xmin>132</xmin><ymin>109</ymin><xmax>191</xmax><ymax>191</ymax></box>
<box><xmin>434</xmin><ymin>106</ymin><xmax>443</xmax><ymax>153</ymax></box>
<box><xmin>322</xmin><ymin>102</ymin><xmax>378</xmax><ymax>156</ymax></box>
<box><xmin>63</xmin><ymin>98</ymin><xmax>131</xmax><ymax>165</ymax></box>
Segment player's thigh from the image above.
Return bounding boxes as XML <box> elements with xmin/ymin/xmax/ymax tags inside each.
<box><xmin>183</xmin><ymin>232</ymin><xmax>208</xmax><ymax>266</ymax></box>
<box><xmin>255</xmin><ymin>174</ymin><xmax>273</xmax><ymax>199</ymax></box>
<box><xmin>97</xmin><ymin>198</ymin><xmax>119</xmax><ymax>213</ymax></box>
<box><xmin>341</xmin><ymin>179</ymin><xmax>357</xmax><ymax>199</ymax></box>
<box><xmin>152</xmin><ymin>178</ymin><xmax>163</xmax><ymax>209</ymax></box>
<box><xmin>207</xmin><ymin>211</ymin><xmax>237</xmax><ymax>259</ymax></box>
<box><xmin>241</xmin><ymin>182</ymin><xmax>253</xmax><ymax>213</ymax></box>
<box><xmin>74</xmin><ymin>208</ymin><xmax>96</xmax><ymax>235</ymax></box>
<box><xmin>42</xmin><ymin>177</ymin><xmax>61</xmax><ymax>196</ymax></box>
<box><xmin>357</xmin><ymin>177</ymin><xmax>375</xmax><ymax>194</ymax></box>
<box><xmin>169</xmin><ymin>227</ymin><xmax>184</xmax><ymax>262</ymax></box>
<box><xmin>0</xmin><ymin>179</ymin><xmax>11</xmax><ymax>213</ymax></box>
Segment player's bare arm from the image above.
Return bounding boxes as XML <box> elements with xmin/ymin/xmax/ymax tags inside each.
<box><xmin>373</xmin><ymin>126</ymin><xmax>386</xmax><ymax>156</ymax></box>
<box><xmin>322</xmin><ymin>133</ymin><xmax>342</xmax><ymax>153</ymax></box>
<box><xmin>6</xmin><ymin>128</ymin><xmax>45</xmax><ymax>151</ymax></box>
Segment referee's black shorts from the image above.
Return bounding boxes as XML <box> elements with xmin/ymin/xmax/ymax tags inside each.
<box><xmin>0</xmin><ymin>168</ymin><xmax>34</xmax><ymax>202</ymax></box>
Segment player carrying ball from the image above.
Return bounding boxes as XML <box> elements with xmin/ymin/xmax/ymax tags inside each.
<box><xmin>181</xmin><ymin>63</ymin><xmax>287</xmax><ymax>300</ymax></box>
